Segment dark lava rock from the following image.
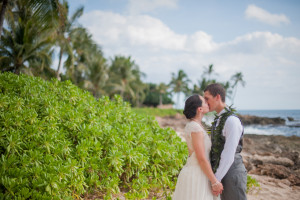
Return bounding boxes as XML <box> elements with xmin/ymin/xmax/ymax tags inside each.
<box><xmin>238</xmin><ymin>114</ymin><xmax>285</xmax><ymax>125</ymax></box>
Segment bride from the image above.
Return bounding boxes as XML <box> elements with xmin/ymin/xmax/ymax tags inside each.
<box><xmin>173</xmin><ymin>94</ymin><xmax>223</xmax><ymax>200</ymax></box>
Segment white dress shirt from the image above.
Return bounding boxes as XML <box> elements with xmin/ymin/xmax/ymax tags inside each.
<box><xmin>214</xmin><ymin>108</ymin><xmax>243</xmax><ymax>181</ymax></box>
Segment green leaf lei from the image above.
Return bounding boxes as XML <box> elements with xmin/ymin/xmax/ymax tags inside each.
<box><xmin>208</xmin><ymin>106</ymin><xmax>237</xmax><ymax>173</ymax></box>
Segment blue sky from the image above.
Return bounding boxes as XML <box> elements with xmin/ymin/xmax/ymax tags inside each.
<box><xmin>68</xmin><ymin>0</ymin><xmax>300</xmax><ymax>110</ymax></box>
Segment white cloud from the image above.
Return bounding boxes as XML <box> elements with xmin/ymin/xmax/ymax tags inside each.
<box><xmin>186</xmin><ymin>31</ymin><xmax>218</xmax><ymax>53</ymax></box>
<box><xmin>80</xmin><ymin>10</ymin><xmax>220</xmax><ymax>53</ymax></box>
<box><xmin>245</xmin><ymin>4</ymin><xmax>290</xmax><ymax>26</ymax></box>
<box><xmin>80</xmin><ymin>10</ymin><xmax>300</xmax><ymax>109</ymax></box>
<box><xmin>219</xmin><ymin>32</ymin><xmax>300</xmax><ymax>55</ymax></box>
<box><xmin>125</xmin><ymin>15</ymin><xmax>186</xmax><ymax>50</ymax></box>
<box><xmin>127</xmin><ymin>0</ymin><xmax>178</xmax><ymax>15</ymax></box>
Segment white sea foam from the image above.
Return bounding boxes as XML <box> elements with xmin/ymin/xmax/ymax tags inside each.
<box><xmin>244</xmin><ymin>126</ymin><xmax>286</xmax><ymax>136</ymax></box>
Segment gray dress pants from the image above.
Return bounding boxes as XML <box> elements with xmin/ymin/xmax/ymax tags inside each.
<box><xmin>220</xmin><ymin>153</ymin><xmax>247</xmax><ymax>200</ymax></box>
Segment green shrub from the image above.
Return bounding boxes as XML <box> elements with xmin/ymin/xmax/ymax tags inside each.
<box><xmin>0</xmin><ymin>73</ymin><xmax>187</xmax><ymax>199</ymax></box>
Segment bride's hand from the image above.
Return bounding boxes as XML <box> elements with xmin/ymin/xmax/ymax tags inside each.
<box><xmin>212</xmin><ymin>181</ymin><xmax>223</xmax><ymax>195</ymax></box>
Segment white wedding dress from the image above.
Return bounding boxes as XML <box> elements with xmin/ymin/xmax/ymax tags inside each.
<box><xmin>173</xmin><ymin>121</ymin><xmax>217</xmax><ymax>200</ymax></box>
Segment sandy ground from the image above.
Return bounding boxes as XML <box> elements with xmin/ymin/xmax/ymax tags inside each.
<box><xmin>247</xmin><ymin>174</ymin><xmax>300</xmax><ymax>200</ymax></box>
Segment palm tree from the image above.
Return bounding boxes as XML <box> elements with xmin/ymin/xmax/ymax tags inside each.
<box><xmin>65</xmin><ymin>27</ymin><xmax>95</xmax><ymax>86</ymax></box>
<box><xmin>131</xmin><ymin>79</ymin><xmax>147</xmax><ymax>107</ymax></box>
<box><xmin>230</xmin><ymin>72</ymin><xmax>246</xmax><ymax>103</ymax></box>
<box><xmin>130</xmin><ymin>66</ymin><xmax>146</xmax><ymax>106</ymax></box>
<box><xmin>156</xmin><ymin>83</ymin><xmax>169</xmax><ymax>106</ymax></box>
<box><xmin>221</xmin><ymin>81</ymin><xmax>233</xmax><ymax>103</ymax></box>
<box><xmin>192</xmin><ymin>78</ymin><xmax>216</xmax><ymax>95</ymax></box>
<box><xmin>0</xmin><ymin>0</ymin><xmax>9</xmax><ymax>35</ymax></box>
<box><xmin>0</xmin><ymin>0</ymin><xmax>59</xmax><ymax>36</ymax></box>
<box><xmin>169</xmin><ymin>69</ymin><xmax>190</xmax><ymax>108</ymax></box>
<box><xmin>27</xmin><ymin>0</ymin><xmax>59</xmax><ymax>28</ymax></box>
<box><xmin>202</xmin><ymin>64</ymin><xmax>217</xmax><ymax>81</ymax></box>
<box><xmin>0</xmin><ymin>0</ymin><xmax>55</xmax><ymax>74</ymax></box>
<box><xmin>109</xmin><ymin>56</ymin><xmax>143</xmax><ymax>101</ymax></box>
<box><xmin>55</xmin><ymin>0</ymin><xmax>84</xmax><ymax>80</ymax></box>
<box><xmin>84</xmin><ymin>55</ymin><xmax>108</xmax><ymax>98</ymax></box>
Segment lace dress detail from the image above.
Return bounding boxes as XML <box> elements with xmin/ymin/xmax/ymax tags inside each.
<box><xmin>173</xmin><ymin>121</ymin><xmax>215</xmax><ymax>200</ymax></box>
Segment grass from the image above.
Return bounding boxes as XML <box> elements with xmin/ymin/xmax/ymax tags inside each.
<box><xmin>132</xmin><ymin>107</ymin><xmax>183</xmax><ymax>117</ymax></box>
<box><xmin>132</xmin><ymin>107</ymin><xmax>216</xmax><ymax>118</ymax></box>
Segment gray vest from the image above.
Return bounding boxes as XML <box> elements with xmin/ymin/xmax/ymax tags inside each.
<box><xmin>211</xmin><ymin>115</ymin><xmax>247</xmax><ymax>200</ymax></box>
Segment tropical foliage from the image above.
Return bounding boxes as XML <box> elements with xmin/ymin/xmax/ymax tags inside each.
<box><xmin>0</xmin><ymin>0</ymin><xmax>56</xmax><ymax>75</ymax></box>
<box><xmin>230</xmin><ymin>72</ymin><xmax>246</xmax><ymax>103</ymax></box>
<box><xmin>190</xmin><ymin>64</ymin><xmax>245</xmax><ymax>106</ymax></box>
<box><xmin>169</xmin><ymin>69</ymin><xmax>191</xmax><ymax>108</ymax></box>
<box><xmin>55</xmin><ymin>0</ymin><xmax>84</xmax><ymax>79</ymax></box>
<box><xmin>108</xmin><ymin>56</ymin><xmax>146</xmax><ymax>106</ymax></box>
<box><xmin>143</xmin><ymin>83</ymin><xmax>173</xmax><ymax>107</ymax></box>
<box><xmin>0</xmin><ymin>72</ymin><xmax>187</xmax><ymax>199</ymax></box>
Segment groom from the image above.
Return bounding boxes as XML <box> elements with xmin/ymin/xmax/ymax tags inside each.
<box><xmin>204</xmin><ymin>83</ymin><xmax>247</xmax><ymax>200</ymax></box>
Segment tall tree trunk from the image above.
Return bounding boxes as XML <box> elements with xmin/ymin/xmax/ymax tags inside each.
<box><xmin>0</xmin><ymin>0</ymin><xmax>8</xmax><ymax>37</ymax></box>
<box><xmin>93</xmin><ymin>85</ymin><xmax>98</xmax><ymax>98</ymax></box>
<box><xmin>56</xmin><ymin>48</ymin><xmax>63</xmax><ymax>80</ymax></box>
<box><xmin>177</xmin><ymin>92</ymin><xmax>180</xmax><ymax>109</ymax></box>
<box><xmin>14</xmin><ymin>63</ymin><xmax>22</xmax><ymax>75</ymax></box>
<box><xmin>136</xmin><ymin>92</ymin><xmax>139</xmax><ymax>107</ymax></box>
<box><xmin>232</xmin><ymin>86</ymin><xmax>237</xmax><ymax>104</ymax></box>
<box><xmin>159</xmin><ymin>94</ymin><xmax>163</xmax><ymax>106</ymax></box>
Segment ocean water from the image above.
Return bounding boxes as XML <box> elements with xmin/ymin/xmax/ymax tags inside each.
<box><xmin>237</xmin><ymin>110</ymin><xmax>300</xmax><ymax>137</ymax></box>
<box><xmin>203</xmin><ymin>110</ymin><xmax>300</xmax><ymax>137</ymax></box>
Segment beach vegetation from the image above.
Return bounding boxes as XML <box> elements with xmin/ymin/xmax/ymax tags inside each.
<box><xmin>0</xmin><ymin>72</ymin><xmax>187</xmax><ymax>199</ymax></box>
<box><xmin>247</xmin><ymin>175</ymin><xmax>261</xmax><ymax>193</ymax></box>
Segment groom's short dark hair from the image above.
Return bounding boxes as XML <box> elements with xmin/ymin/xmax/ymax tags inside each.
<box><xmin>204</xmin><ymin>83</ymin><xmax>226</xmax><ymax>102</ymax></box>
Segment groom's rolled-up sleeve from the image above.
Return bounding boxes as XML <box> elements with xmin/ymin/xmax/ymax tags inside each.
<box><xmin>215</xmin><ymin>116</ymin><xmax>243</xmax><ymax>181</ymax></box>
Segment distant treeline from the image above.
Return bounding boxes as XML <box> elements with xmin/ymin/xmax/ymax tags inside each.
<box><xmin>0</xmin><ymin>0</ymin><xmax>245</xmax><ymax>107</ymax></box>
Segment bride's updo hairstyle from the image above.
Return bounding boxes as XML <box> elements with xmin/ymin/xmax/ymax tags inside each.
<box><xmin>183</xmin><ymin>94</ymin><xmax>202</xmax><ymax>119</ymax></box>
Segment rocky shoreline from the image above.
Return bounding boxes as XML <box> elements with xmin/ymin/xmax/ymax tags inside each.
<box><xmin>237</xmin><ymin>114</ymin><xmax>286</xmax><ymax>125</ymax></box>
<box><xmin>155</xmin><ymin>114</ymin><xmax>300</xmax><ymax>200</ymax></box>
<box><xmin>242</xmin><ymin>134</ymin><xmax>300</xmax><ymax>185</ymax></box>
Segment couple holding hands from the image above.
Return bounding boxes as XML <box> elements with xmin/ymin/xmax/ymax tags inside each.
<box><xmin>173</xmin><ymin>83</ymin><xmax>247</xmax><ymax>200</ymax></box>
